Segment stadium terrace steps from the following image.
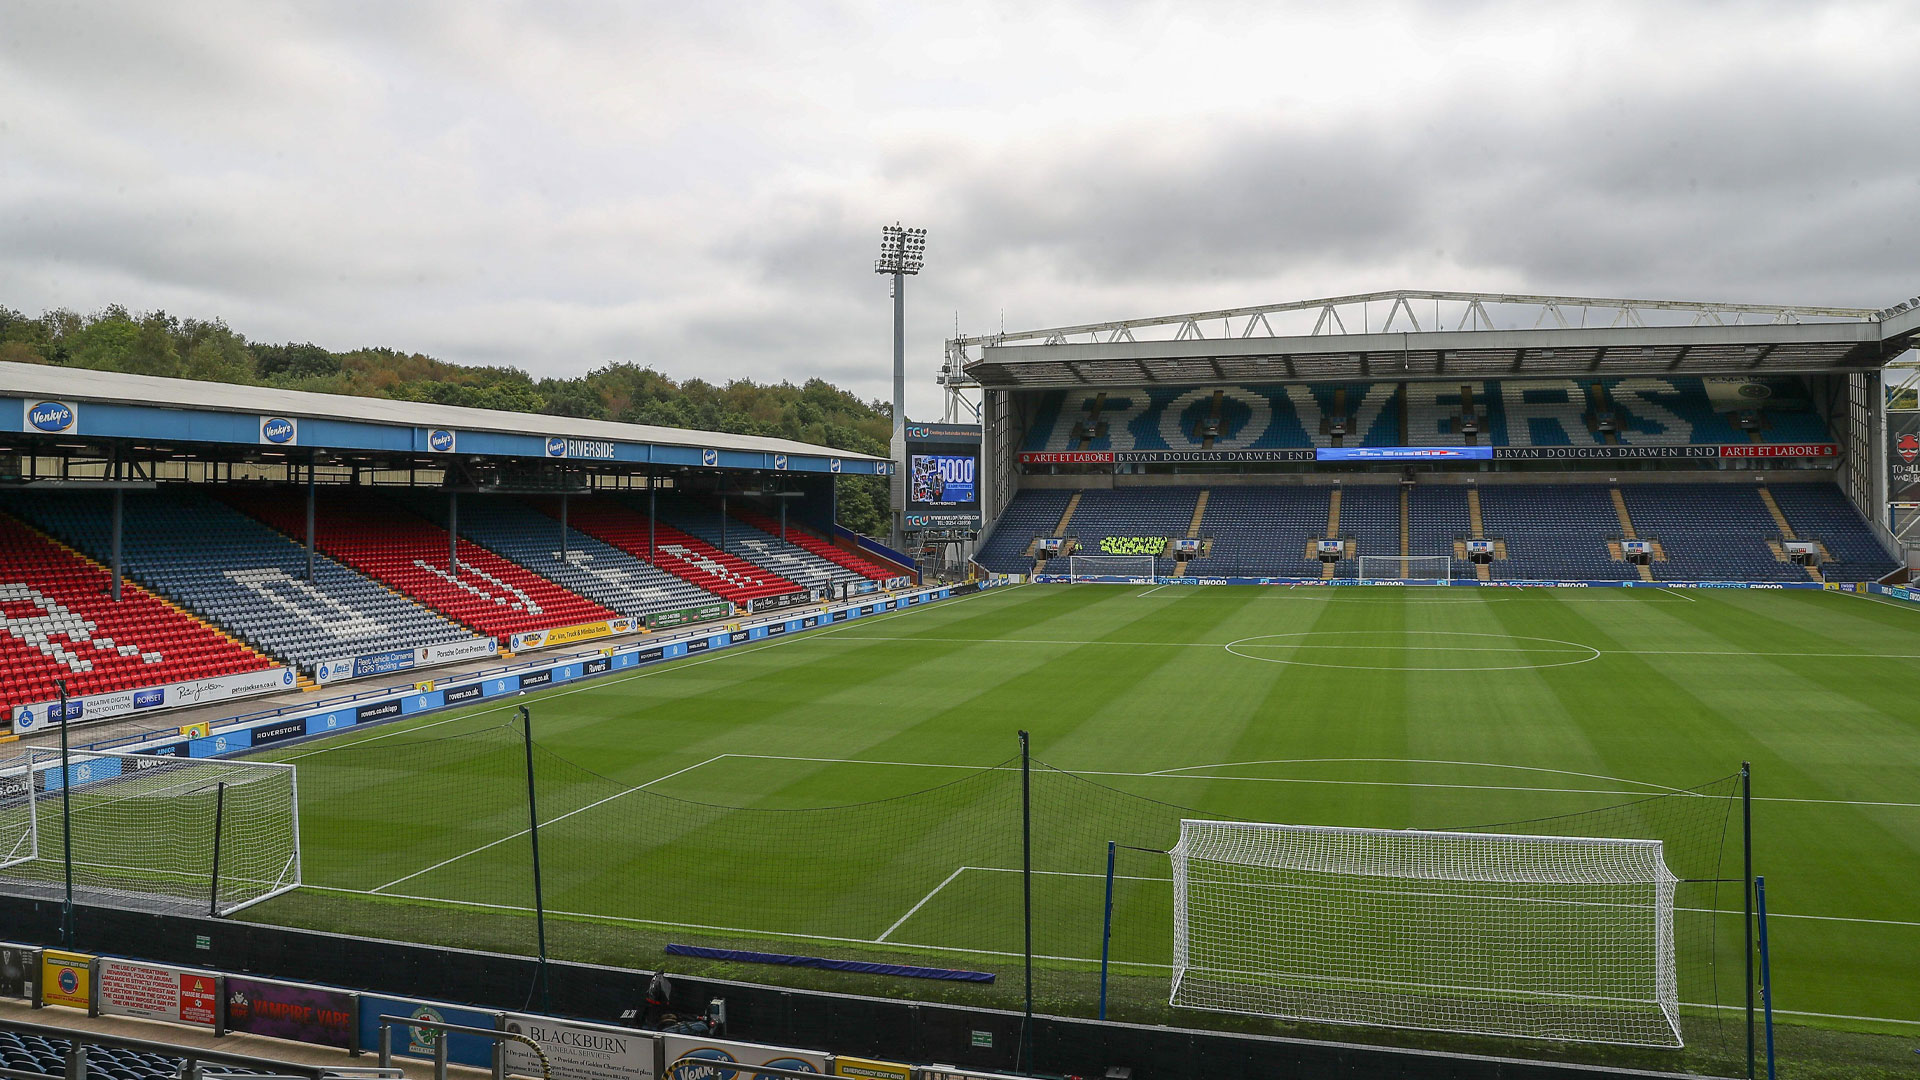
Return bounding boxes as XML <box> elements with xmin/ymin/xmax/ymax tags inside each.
<box><xmin>0</xmin><ymin>512</ymin><xmax>276</xmax><ymax>719</ymax></box>
<box><xmin>730</xmin><ymin>507</ymin><xmax>896</xmax><ymax>582</ymax></box>
<box><xmin>408</xmin><ymin>495</ymin><xmax>725</xmax><ymax>621</ymax></box>
<box><xmin>1764</xmin><ymin>483</ymin><xmax>1895</xmax><ymax>582</ymax></box>
<box><xmin>560</xmin><ymin>498</ymin><xmax>802</xmax><ymax>605</ymax></box>
<box><xmin>221</xmin><ymin>491</ymin><xmax>618</xmax><ymax>638</ymax></box>
<box><xmin>0</xmin><ymin>490</ymin><xmax>472</xmax><ymax>670</ymax></box>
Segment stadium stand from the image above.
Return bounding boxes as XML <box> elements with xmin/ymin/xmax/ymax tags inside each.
<box><xmin>562</xmin><ymin>497</ymin><xmax>804</xmax><ymax>606</ymax></box>
<box><xmin>403</xmin><ymin>495</ymin><xmax>726</xmax><ymax>621</ymax></box>
<box><xmin>1184</xmin><ymin>486</ymin><xmax>1330</xmax><ymax>578</ymax></box>
<box><xmin>1623</xmin><ymin>485</ymin><xmax>1810</xmax><ymax>583</ymax></box>
<box><xmin>221</xmin><ymin>491</ymin><xmax>618</xmax><ymax>638</ymax></box>
<box><xmin>651</xmin><ymin>495</ymin><xmax>873</xmax><ymax>592</ymax></box>
<box><xmin>0</xmin><ymin>513</ymin><xmax>274</xmax><ymax>718</ymax></box>
<box><xmin>1472</xmin><ymin>484</ymin><xmax>1631</xmax><ymax>580</ymax></box>
<box><xmin>1332</xmin><ymin>486</ymin><xmax>1398</xmax><ymax>570</ymax></box>
<box><xmin>0</xmin><ymin>491</ymin><xmax>472</xmax><ymax>670</ymax></box>
<box><xmin>1407</xmin><ymin>485</ymin><xmax>1473</xmax><ymax>570</ymax></box>
<box><xmin>974</xmin><ymin>490</ymin><xmax>1072</xmax><ymax>573</ymax></box>
<box><xmin>0</xmin><ymin>1028</ymin><xmax>263</xmax><ymax>1080</ymax></box>
<box><xmin>1022</xmin><ymin>377</ymin><xmax>1833</xmax><ymax>453</ymax></box>
<box><xmin>729</xmin><ymin>506</ymin><xmax>898</xmax><ymax>583</ymax></box>
<box><xmin>1062</xmin><ymin>488</ymin><xmax>1199</xmax><ymax>575</ymax></box>
<box><xmin>1767</xmin><ymin>482</ymin><xmax>1897</xmax><ymax>582</ymax></box>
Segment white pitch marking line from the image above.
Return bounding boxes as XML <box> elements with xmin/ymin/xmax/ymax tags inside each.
<box><xmin>703</xmin><ymin>753</ymin><xmax>1920</xmax><ymax>809</ymax></box>
<box><xmin>275</xmin><ymin>585</ymin><xmax>1020</xmax><ymax>762</ymax></box>
<box><xmin>1135</xmin><ymin>583</ymin><xmax>1172</xmax><ymax>597</ymax></box>
<box><xmin>877</xmin><ymin>865</ymin><xmax>969</xmax><ymax>942</ymax></box>
<box><xmin>800</xmin><ymin>632</ymin><xmax>1920</xmax><ymax>664</ymax></box>
<box><xmin>369</xmin><ymin>753</ymin><xmax>729</xmax><ymax>893</ymax></box>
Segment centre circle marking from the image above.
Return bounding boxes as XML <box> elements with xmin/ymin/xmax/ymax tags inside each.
<box><xmin>1223</xmin><ymin>630</ymin><xmax>1602</xmax><ymax>671</ymax></box>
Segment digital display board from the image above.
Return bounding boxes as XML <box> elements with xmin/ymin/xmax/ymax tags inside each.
<box><xmin>904</xmin><ymin>422</ymin><xmax>982</xmax><ymax>529</ymax></box>
<box><xmin>1314</xmin><ymin>446</ymin><xmax>1495</xmax><ymax>461</ymax></box>
<box><xmin>911</xmin><ymin>454</ymin><xmax>976</xmax><ymax>504</ymax></box>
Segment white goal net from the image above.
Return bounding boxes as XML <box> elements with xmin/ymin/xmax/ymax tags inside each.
<box><xmin>1357</xmin><ymin>555</ymin><xmax>1453</xmax><ymax>581</ymax></box>
<box><xmin>1066</xmin><ymin>555</ymin><xmax>1158</xmax><ymax>582</ymax></box>
<box><xmin>1170</xmin><ymin>820</ymin><xmax>1681</xmax><ymax>1047</ymax></box>
<box><xmin>0</xmin><ymin>748</ymin><xmax>300</xmax><ymax>917</ymax></box>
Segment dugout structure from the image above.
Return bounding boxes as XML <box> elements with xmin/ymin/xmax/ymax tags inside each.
<box><xmin>1170</xmin><ymin>820</ymin><xmax>1682</xmax><ymax>1047</ymax></box>
<box><xmin>0</xmin><ymin>748</ymin><xmax>300</xmax><ymax>917</ymax></box>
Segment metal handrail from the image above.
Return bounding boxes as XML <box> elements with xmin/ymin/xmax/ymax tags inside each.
<box><xmin>0</xmin><ymin>1017</ymin><xmax>381</xmax><ymax>1080</ymax></box>
<box><xmin>375</xmin><ymin>1015</ymin><xmax>548</xmax><ymax>1080</ymax></box>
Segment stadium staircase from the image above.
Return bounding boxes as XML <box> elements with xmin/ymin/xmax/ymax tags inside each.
<box><xmin>561</xmin><ymin>499</ymin><xmax>803</xmax><ymax>606</ymax></box>
<box><xmin>1173</xmin><ymin>489</ymin><xmax>1211</xmax><ymax>576</ymax></box>
<box><xmin>1320</xmin><ymin>488</ymin><xmax>1341</xmax><ymax>579</ymax></box>
<box><xmin>1756</xmin><ymin>487</ymin><xmax>1825</xmax><ymax>581</ymax></box>
<box><xmin>1620</xmin><ymin>485</ymin><xmax>1801</xmax><ymax>582</ymax></box>
<box><xmin>1609</xmin><ymin>487</ymin><xmax>1657</xmax><ymax>581</ymax></box>
<box><xmin>1767</xmin><ymin>482</ymin><xmax>1895</xmax><ymax>582</ymax></box>
<box><xmin>411</xmin><ymin>495</ymin><xmax>726</xmax><ymax>621</ymax></box>
<box><xmin>1034</xmin><ymin>491</ymin><xmax>1083</xmax><ymax>573</ymax></box>
<box><xmin>0</xmin><ymin>512</ymin><xmax>277</xmax><ymax>720</ymax></box>
<box><xmin>222</xmin><ymin>491</ymin><xmax>618</xmax><ymax>639</ymax></box>
<box><xmin>730</xmin><ymin>507</ymin><xmax>896</xmax><ymax>583</ymax></box>
<box><xmin>1</xmin><ymin>491</ymin><xmax>472</xmax><ymax>672</ymax></box>
<box><xmin>973</xmin><ymin>489</ymin><xmax>1070</xmax><ymax>574</ymax></box>
<box><xmin>1465</xmin><ymin>487</ymin><xmax>1491</xmax><ymax>580</ymax></box>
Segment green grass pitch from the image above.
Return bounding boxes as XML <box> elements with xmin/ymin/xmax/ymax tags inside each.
<box><xmin>246</xmin><ymin>584</ymin><xmax>1920</xmax><ymax>1075</ymax></box>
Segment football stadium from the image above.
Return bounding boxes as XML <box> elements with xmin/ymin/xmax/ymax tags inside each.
<box><xmin>4</xmin><ymin>289</ymin><xmax>1920</xmax><ymax>1080</ymax></box>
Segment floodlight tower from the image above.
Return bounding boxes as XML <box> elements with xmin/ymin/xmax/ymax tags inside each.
<box><xmin>875</xmin><ymin>223</ymin><xmax>927</xmax><ymax>547</ymax></box>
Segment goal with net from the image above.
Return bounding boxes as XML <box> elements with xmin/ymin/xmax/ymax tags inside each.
<box><xmin>1356</xmin><ymin>555</ymin><xmax>1453</xmax><ymax>582</ymax></box>
<box><xmin>1065</xmin><ymin>555</ymin><xmax>1159</xmax><ymax>582</ymax></box>
<box><xmin>1170</xmin><ymin>819</ymin><xmax>1681</xmax><ymax>1047</ymax></box>
<box><xmin>0</xmin><ymin>748</ymin><xmax>300</xmax><ymax>917</ymax></box>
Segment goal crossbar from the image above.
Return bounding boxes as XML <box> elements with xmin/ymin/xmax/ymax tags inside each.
<box><xmin>1066</xmin><ymin>555</ymin><xmax>1159</xmax><ymax>582</ymax></box>
<box><xmin>1170</xmin><ymin>819</ymin><xmax>1681</xmax><ymax>1047</ymax></box>
<box><xmin>1357</xmin><ymin>555</ymin><xmax>1453</xmax><ymax>582</ymax></box>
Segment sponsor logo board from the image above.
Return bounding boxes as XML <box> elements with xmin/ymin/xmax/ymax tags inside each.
<box><xmin>503</xmin><ymin>1013</ymin><xmax>658</xmax><ymax>1080</ymax></box>
<box><xmin>225</xmin><ymin>977</ymin><xmax>357</xmax><ymax>1049</ymax></box>
<box><xmin>26</xmin><ymin>400</ymin><xmax>77</xmax><ymax>433</ymax></box>
<box><xmin>259</xmin><ymin>416</ymin><xmax>297</xmax><ymax>445</ymax></box>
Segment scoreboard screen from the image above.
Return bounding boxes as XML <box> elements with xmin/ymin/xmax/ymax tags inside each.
<box><xmin>911</xmin><ymin>454</ymin><xmax>976</xmax><ymax>505</ymax></box>
<box><xmin>904</xmin><ymin>421</ymin><xmax>983</xmax><ymax>528</ymax></box>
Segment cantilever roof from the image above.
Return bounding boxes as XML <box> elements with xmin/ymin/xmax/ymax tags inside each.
<box><xmin>0</xmin><ymin>361</ymin><xmax>887</xmax><ymax>462</ymax></box>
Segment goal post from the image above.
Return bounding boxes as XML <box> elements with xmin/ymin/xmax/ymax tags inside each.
<box><xmin>1357</xmin><ymin>555</ymin><xmax>1453</xmax><ymax>582</ymax></box>
<box><xmin>1170</xmin><ymin>819</ymin><xmax>1681</xmax><ymax>1047</ymax></box>
<box><xmin>0</xmin><ymin>748</ymin><xmax>300</xmax><ymax>917</ymax></box>
<box><xmin>1066</xmin><ymin>555</ymin><xmax>1159</xmax><ymax>582</ymax></box>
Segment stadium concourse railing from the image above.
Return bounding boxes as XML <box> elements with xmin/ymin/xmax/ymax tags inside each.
<box><xmin>1</xmin><ymin>941</ymin><xmax>1007</xmax><ymax>1080</ymax></box>
<box><xmin>36</xmin><ymin>581</ymin><xmax>1011</xmax><ymax>761</ymax></box>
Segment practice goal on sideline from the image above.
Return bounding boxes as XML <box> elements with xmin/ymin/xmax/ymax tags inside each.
<box><xmin>0</xmin><ymin>747</ymin><xmax>300</xmax><ymax>917</ymax></box>
<box><xmin>1066</xmin><ymin>555</ymin><xmax>1159</xmax><ymax>582</ymax></box>
<box><xmin>1357</xmin><ymin>555</ymin><xmax>1454</xmax><ymax>582</ymax></box>
<box><xmin>1170</xmin><ymin>819</ymin><xmax>1682</xmax><ymax>1047</ymax></box>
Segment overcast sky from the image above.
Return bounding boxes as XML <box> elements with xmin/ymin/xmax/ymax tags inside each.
<box><xmin>3</xmin><ymin>0</ymin><xmax>1917</xmax><ymax>418</ymax></box>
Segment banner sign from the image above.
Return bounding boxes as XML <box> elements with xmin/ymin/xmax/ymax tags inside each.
<box><xmin>832</xmin><ymin>1057</ymin><xmax>912</xmax><ymax>1080</ymax></box>
<box><xmin>95</xmin><ymin>960</ymin><xmax>219</xmax><ymax>1027</ymax></box>
<box><xmin>502</xmin><ymin>1013</ymin><xmax>658</xmax><ymax>1080</ymax></box>
<box><xmin>1023</xmin><ymin>443</ymin><xmax>1840</xmax><ymax>466</ymax></box>
<box><xmin>12</xmin><ymin>666</ymin><xmax>294</xmax><ymax>729</ymax></box>
<box><xmin>225</xmin><ymin>976</ymin><xmax>357</xmax><ymax>1048</ymax></box>
<box><xmin>1317</xmin><ymin>539</ymin><xmax>1344</xmax><ymax>555</ymax></box>
<box><xmin>39</xmin><ymin>950</ymin><xmax>93</xmax><ymax>1010</ymax></box>
<box><xmin>744</xmin><ymin>591</ymin><xmax>809</xmax><ymax>614</ymax></box>
<box><xmin>512</xmin><ymin>619</ymin><xmax>637</xmax><ymax>652</ymax></box>
<box><xmin>0</xmin><ymin>945</ymin><xmax>35</xmax><ymax>999</ymax></box>
<box><xmin>1466</xmin><ymin>539</ymin><xmax>1494</xmax><ymax>554</ymax></box>
<box><xmin>418</xmin><ymin>636</ymin><xmax>500</xmax><ymax>665</ymax></box>
<box><xmin>1890</xmin><ymin>410</ymin><xmax>1920</xmax><ymax>504</ymax></box>
<box><xmin>645</xmin><ymin>603</ymin><xmax>733</xmax><ymax>630</ymax></box>
<box><xmin>1622</xmin><ymin>540</ymin><xmax>1652</xmax><ymax>555</ymax></box>
<box><xmin>1317</xmin><ymin>446</ymin><xmax>1494</xmax><ymax>461</ymax></box>
<box><xmin>358</xmin><ymin>996</ymin><xmax>501</xmax><ymax>1067</ymax></box>
<box><xmin>662</xmin><ymin>1035</ymin><xmax>825</xmax><ymax>1079</ymax></box>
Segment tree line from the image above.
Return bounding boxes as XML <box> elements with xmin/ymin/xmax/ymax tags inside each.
<box><xmin>0</xmin><ymin>304</ymin><xmax>891</xmax><ymax>535</ymax></box>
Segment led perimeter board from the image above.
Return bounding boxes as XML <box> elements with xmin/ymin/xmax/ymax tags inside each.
<box><xmin>905</xmin><ymin>421</ymin><xmax>982</xmax><ymax>529</ymax></box>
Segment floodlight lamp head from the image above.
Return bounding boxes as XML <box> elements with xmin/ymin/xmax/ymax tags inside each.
<box><xmin>874</xmin><ymin>222</ymin><xmax>927</xmax><ymax>275</ymax></box>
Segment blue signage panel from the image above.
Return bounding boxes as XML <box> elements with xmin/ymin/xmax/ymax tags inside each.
<box><xmin>1314</xmin><ymin>446</ymin><xmax>1494</xmax><ymax>461</ymax></box>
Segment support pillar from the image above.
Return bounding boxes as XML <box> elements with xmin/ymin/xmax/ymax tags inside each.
<box><xmin>648</xmin><ymin>480</ymin><xmax>657</xmax><ymax>562</ymax></box>
<box><xmin>449</xmin><ymin>492</ymin><xmax>459</xmax><ymax>578</ymax></box>
<box><xmin>721</xmin><ymin>493</ymin><xmax>728</xmax><ymax>554</ymax></box>
<box><xmin>560</xmin><ymin>492</ymin><xmax>569</xmax><ymax>559</ymax></box>
<box><xmin>305</xmin><ymin>462</ymin><xmax>317</xmax><ymax>582</ymax></box>
<box><xmin>109</xmin><ymin>489</ymin><xmax>123</xmax><ymax>602</ymax></box>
